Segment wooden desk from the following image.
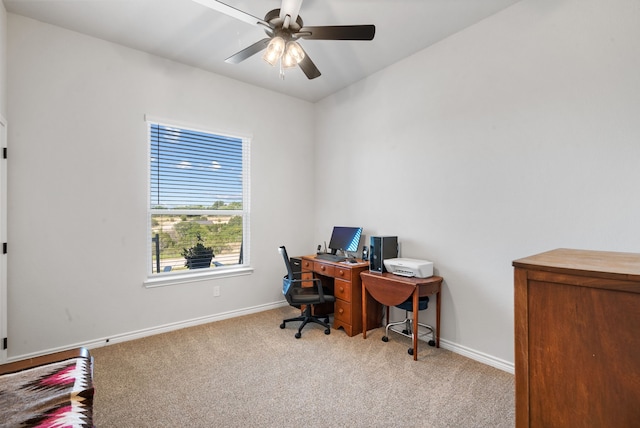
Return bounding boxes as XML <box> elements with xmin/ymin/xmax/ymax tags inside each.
<box><xmin>361</xmin><ymin>271</ymin><xmax>442</xmax><ymax>361</ymax></box>
<box><xmin>513</xmin><ymin>248</ymin><xmax>640</xmax><ymax>427</ymax></box>
<box><xmin>301</xmin><ymin>255</ymin><xmax>382</xmax><ymax>336</ymax></box>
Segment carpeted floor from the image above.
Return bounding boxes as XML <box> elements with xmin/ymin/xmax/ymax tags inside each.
<box><xmin>91</xmin><ymin>306</ymin><xmax>514</xmax><ymax>427</ymax></box>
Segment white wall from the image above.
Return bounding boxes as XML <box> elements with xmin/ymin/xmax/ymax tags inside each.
<box><xmin>6</xmin><ymin>14</ymin><xmax>315</xmax><ymax>358</ymax></box>
<box><xmin>6</xmin><ymin>0</ymin><xmax>640</xmax><ymax>368</ymax></box>
<box><xmin>315</xmin><ymin>0</ymin><xmax>640</xmax><ymax>368</ymax></box>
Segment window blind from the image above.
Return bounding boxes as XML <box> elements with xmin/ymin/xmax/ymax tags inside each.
<box><xmin>150</xmin><ymin>124</ymin><xmax>243</xmax><ymax>209</ymax></box>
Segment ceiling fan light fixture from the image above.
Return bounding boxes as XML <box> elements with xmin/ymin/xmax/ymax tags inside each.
<box><xmin>281</xmin><ymin>52</ymin><xmax>296</xmax><ymax>69</ymax></box>
<box><xmin>262</xmin><ymin>36</ymin><xmax>285</xmax><ymax>66</ymax></box>
<box><xmin>286</xmin><ymin>41</ymin><xmax>305</xmax><ymax>62</ymax></box>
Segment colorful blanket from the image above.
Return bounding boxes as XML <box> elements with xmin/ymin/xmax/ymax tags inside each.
<box><xmin>0</xmin><ymin>356</ymin><xmax>94</xmax><ymax>427</ymax></box>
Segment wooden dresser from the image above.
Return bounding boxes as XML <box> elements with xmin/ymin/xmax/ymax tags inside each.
<box><xmin>301</xmin><ymin>255</ymin><xmax>382</xmax><ymax>336</ymax></box>
<box><xmin>513</xmin><ymin>248</ymin><xmax>640</xmax><ymax>427</ymax></box>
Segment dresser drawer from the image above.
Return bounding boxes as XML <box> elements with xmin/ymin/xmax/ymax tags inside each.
<box><xmin>334</xmin><ymin>299</ymin><xmax>352</xmax><ymax>324</ymax></box>
<box><xmin>334</xmin><ymin>279</ymin><xmax>352</xmax><ymax>303</ymax></box>
<box><xmin>314</xmin><ymin>262</ymin><xmax>335</xmax><ymax>277</ymax></box>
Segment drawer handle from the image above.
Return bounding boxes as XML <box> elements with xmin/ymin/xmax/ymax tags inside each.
<box><xmin>339</xmin><ymin>308</ymin><xmax>344</xmax><ymax>314</ymax></box>
<box><xmin>321</xmin><ymin>266</ymin><xmax>326</xmax><ymax>271</ymax></box>
<box><xmin>339</xmin><ymin>287</ymin><xmax>344</xmax><ymax>292</ymax></box>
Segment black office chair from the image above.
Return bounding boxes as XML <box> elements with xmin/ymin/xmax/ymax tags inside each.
<box><xmin>278</xmin><ymin>246</ymin><xmax>335</xmax><ymax>339</ymax></box>
<box><xmin>382</xmin><ymin>297</ymin><xmax>435</xmax><ymax>355</ymax></box>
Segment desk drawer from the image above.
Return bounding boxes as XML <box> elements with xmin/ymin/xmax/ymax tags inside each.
<box><xmin>334</xmin><ymin>299</ymin><xmax>352</xmax><ymax>324</ymax></box>
<box><xmin>334</xmin><ymin>279</ymin><xmax>352</xmax><ymax>303</ymax></box>
<box><xmin>301</xmin><ymin>271</ymin><xmax>314</xmax><ymax>288</ymax></box>
<box><xmin>334</xmin><ymin>266</ymin><xmax>352</xmax><ymax>281</ymax></box>
<box><xmin>314</xmin><ymin>262</ymin><xmax>335</xmax><ymax>277</ymax></box>
<box><xmin>302</xmin><ymin>259</ymin><xmax>314</xmax><ymax>271</ymax></box>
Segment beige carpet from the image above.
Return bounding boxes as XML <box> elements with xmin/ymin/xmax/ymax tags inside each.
<box><xmin>91</xmin><ymin>307</ymin><xmax>514</xmax><ymax>427</ymax></box>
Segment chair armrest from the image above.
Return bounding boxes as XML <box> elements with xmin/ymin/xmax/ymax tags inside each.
<box><xmin>288</xmin><ymin>278</ymin><xmax>320</xmax><ymax>284</ymax></box>
<box><xmin>288</xmin><ymin>277</ymin><xmax>326</xmax><ymax>300</ymax></box>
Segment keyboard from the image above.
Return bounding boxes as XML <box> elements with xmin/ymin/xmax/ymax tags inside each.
<box><xmin>315</xmin><ymin>253</ymin><xmax>346</xmax><ymax>262</ymax></box>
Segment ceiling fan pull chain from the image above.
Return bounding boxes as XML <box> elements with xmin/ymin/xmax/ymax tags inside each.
<box><xmin>279</xmin><ymin>61</ymin><xmax>285</xmax><ymax>80</ymax></box>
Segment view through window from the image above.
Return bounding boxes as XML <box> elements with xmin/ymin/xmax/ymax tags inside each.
<box><xmin>148</xmin><ymin>121</ymin><xmax>249</xmax><ymax>275</ymax></box>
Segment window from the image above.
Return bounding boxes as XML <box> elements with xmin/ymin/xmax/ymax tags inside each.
<box><xmin>146</xmin><ymin>118</ymin><xmax>250</xmax><ymax>284</ymax></box>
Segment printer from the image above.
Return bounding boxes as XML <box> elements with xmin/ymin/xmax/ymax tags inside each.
<box><xmin>383</xmin><ymin>258</ymin><xmax>434</xmax><ymax>278</ymax></box>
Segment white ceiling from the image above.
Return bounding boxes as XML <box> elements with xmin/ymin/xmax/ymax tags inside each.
<box><xmin>4</xmin><ymin>0</ymin><xmax>521</xmax><ymax>102</ymax></box>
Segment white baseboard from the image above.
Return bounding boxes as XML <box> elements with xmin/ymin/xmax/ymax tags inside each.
<box><xmin>385</xmin><ymin>314</ymin><xmax>515</xmax><ymax>374</ymax></box>
<box><xmin>7</xmin><ymin>301</ymin><xmax>289</xmax><ymax>363</ymax></box>
<box><xmin>8</xmin><ymin>301</ymin><xmax>515</xmax><ymax>375</ymax></box>
<box><xmin>90</xmin><ymin>301</ymin><xmax>290</xmax><ymax>349</ymax></box>
<box><xmin>439</xmin><ymin>338</ymin><xmax>514</xmax><ymax>374</ymax></box>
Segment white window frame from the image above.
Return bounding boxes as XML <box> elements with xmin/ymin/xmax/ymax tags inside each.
<box><xmin>144</xmin><ymin>115</ymin><xmax>253</xmax><ymax>288</ymax></box>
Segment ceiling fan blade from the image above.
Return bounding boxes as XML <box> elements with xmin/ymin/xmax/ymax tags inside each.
<box><xmin>297</xmin><ymin>49</ymin><xmax>321</xmax><ymax>80</ymax></box>
<box><xmin>224</xmin><ymin>38</ymin><xmax>271</xmax><ymax>64</ymax></box>
<box><xmin>298</xmin><ymin>25</ymin><xmax>375</xmax><ymax>41</ymax></box>
<box><xmin>279</xmin><ymin>0</ymin><xmax>303</xmax><ymax>24</ymax></box>
<box><xmin>192</xmin><ymin>0</ymin><xmax>271</xmax><ymax>28</ymax></box>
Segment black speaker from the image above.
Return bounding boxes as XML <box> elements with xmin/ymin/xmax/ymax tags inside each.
<box><xmin>369</xmin><ymin>236</ymin><xmax>398</xmax><ymax>273</ymax></box>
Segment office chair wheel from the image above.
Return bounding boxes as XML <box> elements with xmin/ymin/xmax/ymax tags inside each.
<box><xmin>324</xmin><ymin>317</ymin><xmax>330</xmax><ymax>323</ymax></box>
<box><xmin>295</xmin><ymin>332</ymin><xmax>302</xmax><ymax>339</ymax></box>
<box><xmin>324</xmin><ymin>328</ymin><xmax>330</xmax><ymax>335</ymax></box>
<box><xmin>382</xmin><ymin>336</ymin><xmax>389</xmax><ymax>342</ymax></box>
<box><xmin>280</xmin><ymin>322</ymin><xmax>286</xmax><ymax>329</ymax></box>
<box><xmin>402</xmin><ymin>329</ymin><xmax>409</xmax><ymax>335</ymax></box>
<box><xmin>428</xmin><ymin>339</ymin><xmax>436</xmax><ymax>347</ymax></box>
<box><xmin>408</xmin><ymin>348</ymin><xmax>414</xmax><ymax>356</ymax></box>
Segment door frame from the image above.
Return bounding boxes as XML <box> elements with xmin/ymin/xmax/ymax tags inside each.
<box><xmin>0</xmin><ymin>115</ymin><xmax>7</xmax><ymax>363</ymax></box>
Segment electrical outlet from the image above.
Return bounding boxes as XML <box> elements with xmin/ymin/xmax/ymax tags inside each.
<box><xmin>213</xmin><ymin>285</ymin><xmax>221</xmax><ymax>297</ymax></box>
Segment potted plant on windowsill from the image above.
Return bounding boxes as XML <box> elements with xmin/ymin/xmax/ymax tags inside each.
<box><xmin>182</xmin><ymin>234</ymin><xmax>215</xmax><ymax>269</ymax></box>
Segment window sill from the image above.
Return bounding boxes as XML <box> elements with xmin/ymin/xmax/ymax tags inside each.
<box><xmin>144</xmin><ymin>266</ymin><xmax>254</xmax><ymax>288</ymax></box>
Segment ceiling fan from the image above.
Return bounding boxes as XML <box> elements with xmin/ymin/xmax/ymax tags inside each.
<box><xmin>193</xmin><ymin>0</ymin><xmax>376</xmax><ymax>79</ymax></box>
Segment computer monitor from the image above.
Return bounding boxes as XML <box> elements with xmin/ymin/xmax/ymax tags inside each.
<box><xmin>328</xmin><ymin>226</ymin><xmax>363</xmax><ymax>255</ymax></box>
